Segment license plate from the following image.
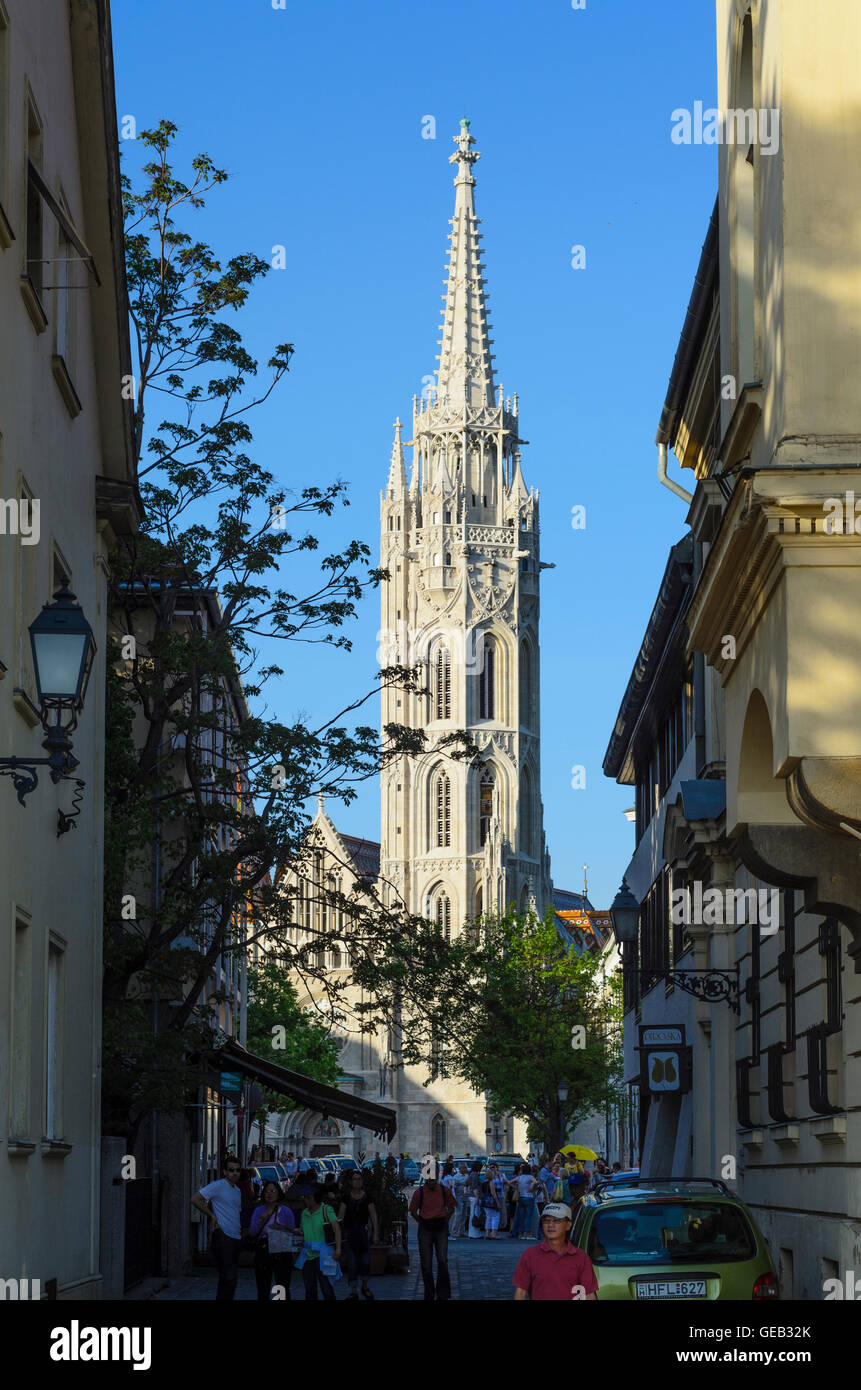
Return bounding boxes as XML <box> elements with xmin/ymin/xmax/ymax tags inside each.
<box><xmin>635</xmin><ymin>1278</ymin><xmax>707</xmax><ymax>1299</ymax></box>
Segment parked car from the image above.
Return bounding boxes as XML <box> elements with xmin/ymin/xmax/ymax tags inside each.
<box><xmin>249</xmin><ymin>1162</ymin><xmax>290</xmax><ymax>1193</ymax></box>
<box><xmin>328</xmin><ymin>1155</ymin><xmax>360</xmax><ymax>1175</ymax></box>
<box><xmin>479</xmin><ymin>1154</ymin><xmax>525</xmax><ymax>1179</ymax></box>
<box><xmin>593</xmin><ymin>1168</ymin><xmax>640</xmax><ymax>1193</ymax></box>
<box><xmin>363</xmin><ymin>1156</ymin><xmax>421</xmax><ymax>1183</ymax></box>
<box><xmin>571</xmin><ymin>1179</ymin><xmax>779</xmax><ymax>1301</ymax></box>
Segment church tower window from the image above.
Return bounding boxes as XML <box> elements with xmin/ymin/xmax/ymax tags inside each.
<box><xmin>478</xmin><ymin>635</ymin><xmax>496</xmax><ymax>719</ymax></box>
<box><xmin>479</xmin><ymin>767</ymin><xmax>496</xmax><ymax>847</ymax></box>
<box><xmin>435</xmin><ymin>892</ymin><xmax>451</xmax><ymax>941</ymax></box>
<box><xmin>433</xmin><ymin>640</ymin><xmax>451</xmax><ymax>720</ymax></box>
<box><xmin>434</xmin><ymin>771</ymin><xmax>451</xmax><ymax>848</ymax></box>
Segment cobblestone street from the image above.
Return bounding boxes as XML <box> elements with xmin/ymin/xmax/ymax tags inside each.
<box><xmin>129</xmin><ymin>1234</ymin><xmax>528</xmax><ymax>1302</ymax></box>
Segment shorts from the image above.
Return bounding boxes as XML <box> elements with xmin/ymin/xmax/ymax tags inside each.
<box><xmin>484</xmin><ymin>1207</ymin><xmax>500</xmax><ymax>1230</ymax></box>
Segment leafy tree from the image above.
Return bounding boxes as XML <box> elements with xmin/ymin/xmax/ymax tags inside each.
<box><xmin>246</xmin><ymin>959</ymin><xmax>340</xmax><ymax>1100</ymax></box>
<box><xmin>102</xmin><ymin>121</ymin><xmax>473</xmax><ymax>1144</ymax></box>
<box><xmin>355</xmin><ymin>907</ymin><xmax>622</xmax><ymax>1156</ymax></box>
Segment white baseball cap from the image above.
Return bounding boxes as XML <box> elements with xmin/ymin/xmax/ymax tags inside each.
<box><xmin>541</xmin><ymin>1202</ymin><xmax>572</xmax><ymax>1222</ymax></box>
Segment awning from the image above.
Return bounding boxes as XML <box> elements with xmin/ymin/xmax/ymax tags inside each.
<box><xmin>210</xmin><ymin>1037</ymin><xmax>397</xmax><ymax>1143</ymax></box>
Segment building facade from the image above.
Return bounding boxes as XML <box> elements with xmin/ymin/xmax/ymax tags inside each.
<box><xmin>605</xmin><ymin>0</ymin><xmax>861</xmax><ymax>1300</ymax></box>
<box><xmin>0</xmin><ymin>0</ymin><xmax>138</xmax><ymax>1298</ymax></box>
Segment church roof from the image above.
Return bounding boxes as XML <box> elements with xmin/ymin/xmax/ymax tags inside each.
<box><xmin>339</xmin><ymin>834</ymin><xmax>381</xmax><ymax>882</ymax></box>
<box><xmin>553</xmin><ymin>887</ymin><xmax>591</xmax><ymax>914</ymax></box>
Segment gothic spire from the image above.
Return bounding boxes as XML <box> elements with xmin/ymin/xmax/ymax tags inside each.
<box><xmin>387</xmin><ymin>417</ymin><xmax>407</xmax><ymax>495</ymax></box>
<box><xmin>434</xmin><ymin>120</ymin><xmax>495</xmax><ymax>412</ymax></box>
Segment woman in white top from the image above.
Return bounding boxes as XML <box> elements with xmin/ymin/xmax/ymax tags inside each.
<box><xmin>515</xmin><ymin>1165</ymin><xmax>537</xmax><ymax>1240</ymax></box>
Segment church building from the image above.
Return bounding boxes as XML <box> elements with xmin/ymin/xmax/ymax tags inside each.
<box><xmin>277</xmin><ymin>123</ymin><xmax>588</xmax><ymax>1160</ymax></box>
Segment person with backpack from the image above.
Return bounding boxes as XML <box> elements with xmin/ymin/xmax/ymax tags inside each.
<box><xmin>465</xmin><ymin>1160</ymin><xmax>484</xmax><ymax>1240</ymax></box>
<box><xmin>408</xmin><ymin>1166</ymin><xmax>456</xmax><ymax>1300</ymax></box>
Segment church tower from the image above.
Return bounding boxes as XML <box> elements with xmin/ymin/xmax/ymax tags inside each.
<box><xmin>378</xmin><ymin>122</ymin><xmax>553</xmax><ymax>1154</ymax></box>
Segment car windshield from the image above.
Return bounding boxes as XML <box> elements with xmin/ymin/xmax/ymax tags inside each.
<box><xmin>588</xmin><ymin>1202</ymin><xmax>756</xmax><ymax>1266</ymax></box>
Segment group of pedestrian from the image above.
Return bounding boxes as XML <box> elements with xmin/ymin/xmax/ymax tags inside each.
<box><xmin>406</xmin><ymin>1159</ymin><xmax>599</xmax><ymax>1302</ymax></box>
<box><xmin>434</xmin><ymin>1154</ymin><xmax>595</xmax><ymax>1242</ymax></box>
<box><xmin>192</xmin><ymin>1155</ymin><xmax>379</xmax><ymax>1302</ymax></box>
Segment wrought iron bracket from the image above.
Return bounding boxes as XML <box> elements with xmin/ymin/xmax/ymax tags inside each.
<box><xmin>0</xmin><ymin>756</ymin><xmax>53</xmax><ymax>806</ymax></box>
<box><xmin>633</xmin><ymin>965</ymin><xmax>741</xmax><ymax>1014</ymax></box>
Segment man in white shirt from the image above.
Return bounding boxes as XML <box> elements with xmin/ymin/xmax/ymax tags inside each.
<box><xmin>298</xmin><ymin>1156</ymin><xmax>311</xmax><ymax>1173</ymax></box>
<box><xmin>191</xmin><ymin>1155</ymin><xmax>243</xmax><ymax>1300</ymax></box>
<box><xmin>284</xmin><ymin>1152</ymin><xmax>298</xmax><ymax>1176</ymax></box>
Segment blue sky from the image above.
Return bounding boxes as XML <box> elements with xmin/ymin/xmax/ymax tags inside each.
<box><xmin>111</xmin><ymin>0</ymin><xmax>718</xmax><ymax>908</ymax></box>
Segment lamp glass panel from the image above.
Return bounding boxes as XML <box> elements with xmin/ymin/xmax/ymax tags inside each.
<box><xmin>32</xmin><ymin>630</ymin><xmax>87</xmax><ymax>699</ymax></box>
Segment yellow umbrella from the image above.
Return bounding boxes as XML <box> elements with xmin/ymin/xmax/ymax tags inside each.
<box><xmin>559</xmin><ymin>1144</ymin><xmax>598</xmax><ymax>1160</ymax></box>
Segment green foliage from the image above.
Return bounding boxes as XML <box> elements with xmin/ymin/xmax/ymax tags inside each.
<box><xmin>355</xmin><ymin>907</ymin><xmax>622</xmax><ymax>1152</ymax></box>
<box><xmin>245</xmin><ymin>959</ymin><xmax>340</xmax><ymax>1117</ymax></box>
<box><xmin>103</xmin><ymin>121</ymin><xmax>476</xmax><ymax>1143</ymax></box>
<box><xmin>363</xmin><ymin>1158</ymin><xmax>408</xmax><ymax>1246</ymax></box>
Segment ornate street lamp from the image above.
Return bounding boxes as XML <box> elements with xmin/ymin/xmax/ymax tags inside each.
<box><xmin>0</xmin><ymin>585</ymin><xmax>95</xmax><ymax>817</ymax></box>
<box><xmin>610</xmin><ymin>876</ymin><xmax>741</xmax><ymax>1013</ymax></box>
<box><xmin>609</xmin><ymin>878</ymin><xmax>640</xmax><ymax>945</ymax></box>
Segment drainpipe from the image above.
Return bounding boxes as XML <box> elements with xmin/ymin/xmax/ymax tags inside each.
<box><xmin>657</xmin><ymin>441</ymin><xmax>693</xmax><ymax>505</ymax></box>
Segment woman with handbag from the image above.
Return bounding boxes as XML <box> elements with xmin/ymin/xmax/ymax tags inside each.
<box><xmin>465</xmin><ymin>1160</ymin><xmax>484</xmax><ymax>1239</ymax></box>
<box><xmin>297</xmin><ymin>1184</ymin><xmax>341</xmax><ymax>1301</ymax></box>
<box><xmin>248</xmin><ymin>1181</ymin><xmax>297</xmax><ymax>1301</ymax></box>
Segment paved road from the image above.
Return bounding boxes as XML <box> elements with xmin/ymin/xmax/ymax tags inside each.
<box><xmin>131</xmin><ymin>1233</ymin><xmax>533</xmax><ymax>1302</ymax></box>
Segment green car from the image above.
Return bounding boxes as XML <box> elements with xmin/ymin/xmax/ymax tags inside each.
<box><xmin>570</xmin><ymin>1179</ymin><xmax>779</xmax><ymax>1301</ymax></box>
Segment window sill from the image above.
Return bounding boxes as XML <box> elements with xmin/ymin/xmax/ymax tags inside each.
<box><xmin>41</xmin><ymin>1140</ymin><xmax>73</xmax><ymax>1159</ymax></box>
<box><xmin>20</xmin><ymin>275</ymin><xmax>48</xmax><ymax>333</ymax></box>
<box><xmin>737</xmin><ymin>1128</ymin><xmax>764</xmax><ymax>1149</ymax></box>
<box><xmin>6</xmin><ymin>1141</ymin><xmax>37</xmax><ymax>1158</ymax></box>
<box><xmin>811</xmin><ymin>1115</ymin><xmax>846</xmax><ymax>1145</ymax></box>
<box><xmin>770</xmin><ymin>1123</ymin><xmax>800</xmax><ymax>1148</ymax></box>
<box><xmin>51</xmin><ymin>355</ymin><xmax>82</xmax><ymax>418</ymax></box>
<box><xmin>0</xmin><ymin>199</ymin><xmax>13</xmax><ymax>251</ymax></box>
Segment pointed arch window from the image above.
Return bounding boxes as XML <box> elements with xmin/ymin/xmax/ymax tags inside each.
<box><xmin>479</xmin><ymin>767</ymin><xmax>496</xmax><ymax>847</ymax></box>
<box><xmin>432</xmin><ymin>640</ymin><xmax>451</xmax><ymax>721</ymax></box>
<box><xmin>432</xmin><ymin>1114</ymin><xmax>447</xmax><ymax>1152</ymax></box>
<box><xmin>434</xmin><ymin>771</ymin><xmax>451</xmax><ymax>848</ymax></box>
<box><xmin>519</xmin><ymin>639</ymin><xmax>533</xmax><ymax>727</ymax></box>
<box><xmin>478</xmin><ymin>635</ymin><xmax>496</xmax><ymax>720</ymax></box>
<box><xmin>435</xmin><ymin>892</ymin><xmax>451</xmax><ymax>942</ymax></box>
<box><xmin>520</xmin><ymin>766</ymin><xmax>535</xmax><ymax>858</ymax></box>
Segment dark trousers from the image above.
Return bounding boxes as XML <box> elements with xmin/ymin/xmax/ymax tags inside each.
<box><xmin>417</xmin><ymin>1222</ymin><xmax>451</xmax><ymax>1300</ymax></box>
<box><xmin>254</xmin><ymin>1248</ymin><xmax>293</xmax><ymax>1300</ymax></box>
<box><xmin>346</xmin><ymin>1229</ymin><xmax>371</xmax><ymax>1287</ymax></box>
<box><xmin>302</xmin><ymin>1257</ymin><xmax>336</xmax><ymax>1301</ymax></box>
<box><xmin>212</xmin><ymin>1230</ymin><xmax>241</xmax><ymax>1301</ymax></box>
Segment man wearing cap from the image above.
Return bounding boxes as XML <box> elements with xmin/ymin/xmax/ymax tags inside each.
<box><xmin>511</xmin><ymin>1202</ymin><xmax>598</xmax><ymax>1301</ymax></box>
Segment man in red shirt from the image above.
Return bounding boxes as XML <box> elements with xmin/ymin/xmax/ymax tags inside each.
<box><xmin>409</xmin><ymin>1167</ymin><xmax>457</xmax><ymax>1300</ymax></box>
<box><xmin>512</xmin><ymin>1202</ymin><xmax>598</xmax><ymax>1301</ymax></box>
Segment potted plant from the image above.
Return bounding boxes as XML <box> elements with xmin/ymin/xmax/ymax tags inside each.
<box><xmin>365</xmin><ymin>1157</ymin><xmax>409</xmax><ymax>1273</ymax></box>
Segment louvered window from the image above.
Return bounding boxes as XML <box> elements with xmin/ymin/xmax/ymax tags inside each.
<box><xmin>434</xmin><ymin>643</ymin><xmax>451</xmax><ymax>720</ymax></box>
<box><xmin>435</xmin><ymin>774</ymin><xmax>451</xmax><ymax>848</ymax></box>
